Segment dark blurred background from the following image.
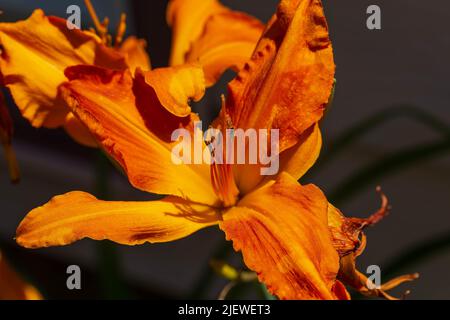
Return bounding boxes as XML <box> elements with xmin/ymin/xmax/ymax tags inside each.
<box><xmin>0</xmin><ymin>0</ymin><xmax>449</xmax><ymax>299</ymax></box>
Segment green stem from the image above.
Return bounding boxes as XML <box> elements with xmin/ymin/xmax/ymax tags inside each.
<box><xmin>94</xmin><ymin>151</ymin><xmax>129</xmax><ymax>299</ymax></box>
<box><xmin>190</xmin><ymin>239</ymin><xmax>233</xmax><ymax>298</ymax></box>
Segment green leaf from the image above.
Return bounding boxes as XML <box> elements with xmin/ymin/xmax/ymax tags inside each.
<box><xmin>328</xmin><ymin>138</ymin><xmax>450</xmax><ymax>204</ymax></box>
<box><xmin>317</xmin><ymin>104</ymin><xmax>450</xmax><ymax>171</ymax></box>
<box><xmin>383</xmin><ymin>231</ymin><xmax>450</xmax><ymax>279</ymax></box>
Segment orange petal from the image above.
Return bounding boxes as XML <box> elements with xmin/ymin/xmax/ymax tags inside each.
<box><xmin>167</xmin><ymin>0</ymin><xmax>226</xmax><ymax>66</ymax></box>
<box><xmin>63</xmin><ymin>112</ymin><xmax>97</xmax><ymax>148</ymax></box>
<box><xmin>331</xmin><ymin>280</ymin><xmax>351</xmax><ymax>300</ymax></box>
<box><xmin>16</xmin><ymin>191</ymin><xmax>218</xmax><ymax>248</ymax></box>
<box><xmin>220</xmin><ymin>172</ymin><xmax>340</xmax><ymax>300</ymax></box>
<box><xmin>61</xmin><ymin>65</ymin><xmax>217</xmax><ymax>205</ymax></box>
<box><xmin>186</xmin><ymin>11</ymin><xmax>264</xmax><ymax>86</ymax></box>
<box><xmin>137</xmin><ymin>63</ymin><xmax>205</xmax><ymax>117</ymax></box>
<box><xmin>119</xmin><ymin>36</ymin><xmax>151</xmax><ymax>72</ymax></box>
<box><xmin>223</xmin><ymin>0</ymin><xmax>335</xmax><ymax>152</ymax></box>
<box><xmin>0</xmin><ymin>90</ymin><xmax>20</xmax><ymax>183</ymax></box>
<box><xmin>278</xmin><ymin>123</ymin><xmax>322</xmax><ymax>180</ymax></box>
<box><xmin>0</xmin><ymin>9</ymin><xmax>127</xmax><ymax>128</ymax></box>
<box><xmin>0</xmin><ymin>251</ymin><xmax>42</xmax><ymax>300</ymax></box>
<box><xmin>235</xmin><ymin>123</ymin><xmax>322</xmax><ymax>195</ymax></box>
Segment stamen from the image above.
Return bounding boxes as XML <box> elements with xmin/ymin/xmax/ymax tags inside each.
<box><xmin>357</xmin><ymin>186</ymin><xmax>390</xmax><ymax>228</ymax></box>
<box><xmin>210</xmin><ymin>163</ymin><xmax>220</xmax><ymax>195</ymax></box>
<box><xmin>348</xmin><ymin>186</ymin><xmax>390</xmax><ymax>232</ymax></box>
<box><xmin>102</xmin><ymin>17</ymin><xmax>111</xmax><ymax>45</ymax></box>
<box><xmin>101</xmin><ymin>16</ymin><xmax>109</xmax><ymax>30</ymax></box>
<box><xmin>367</xmin><ymin>273</ymin><xmax>419</xmax><ymax>300</ymax></box>
<box><xmin>105</xmin><ymin>34</ymin><xmax>112</xmax><ymax>47</ymax></box>
<box><xmin>367</xmin><ymin>186</ymin><xmax>391</xmax><ymax>224</ymax></box>
<box><xmin>339</xmin><ymin>254</ymin><xmax>419</xmax><ymax>301</ymax></box>
<box><xmin>208</xmin><ymin>97</ymin><xmax>239</xmax><ymax>207</ymax></box>
<box><xmin>84</xmin><ymin>0</ymin><xmax>108</xmax><ymax>42</ymax></box>
<box><xmin>213</xmin><ymin>163</ymin><xmax>231</xmax><ymax>204</ymax></box>
<box><xmin>115</xmin><ymin>13</ymin><xmax>127</xmax><ymax>47</ymax></box>
<box><xmin>380</xmin><ymin>273</ymin><xmax>419</xmax><ymax>291</ymax></box>
<box><xmin>211</xmin><ymin>163</ymin><xmax>239</xmax><ymax>208</ymax></box>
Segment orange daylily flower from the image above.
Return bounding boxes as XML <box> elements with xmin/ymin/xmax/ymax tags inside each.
<box><xmin>0</xmin><ymin>4</ymin><xmax>150</xmax><ymax>147</ymax></box>
<box><xmin>14</xmin><ymin>0</ymin><xmax>417</xmax><ymax>300</ymax></box>
<box><xmin>0</xmin><ymin>250</ymin><xmax>42</xmax><ymax>300</ymax></box>
<box><xmin>168</xmin><ymin>0</ymin><xmax>264</xmax><ymax>86</ymax></box>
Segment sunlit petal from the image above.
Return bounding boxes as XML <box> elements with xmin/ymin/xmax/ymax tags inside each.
<box><xmin>167</xmin><ymin>0</ymin><xmax>226</xmax><ymax>66</ymax></box>
<box><xmin>0</xmin><ymin>9</ymin><xmax>127</xmax><ymax>128</ymax></box>
<box><xmin>119</xmin><ymin>36</ymin><xmax>151</xmax><ymax>72</ymax></box>
<box><xmin>223</xmin><ymin>0</ymin><xmax>335</xmax><ymax>152</ymax></box>
<box><xmin>235</xmin><ymin>123</ymin><xmax>322</xmax><ymax>195</ymax></box>
<box><xmin>63</xmin><ymin>112</ymin><xmax>97</xmax><ymax>148</ymax></box>
<box><xmin>220</xmin><ymin>172</ymin><xmax>340</xmax><ymax>299</ymax></box>
<box><xmin>0</xmin><ymin>251</ymin><xmax>42</xmax><ymax>300</ymax></box>
<box><xmin>137</xmin><ymin>64</ymin><xmax>205</xmax><ymax>117</ymax></box>
<box><xmin>16</xmin><ymin>191</ymin><xmax>219</xmax><ymax>248</ymax></box>
<box><xmin>186</xmin><ymin>11</ymin><xmax>263</xmax><ymax>86</ymax></box>
<box><xmin>61</xmin><ymin>65</ymin><xmax>217</xmax><ymax>205</ymax></box>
